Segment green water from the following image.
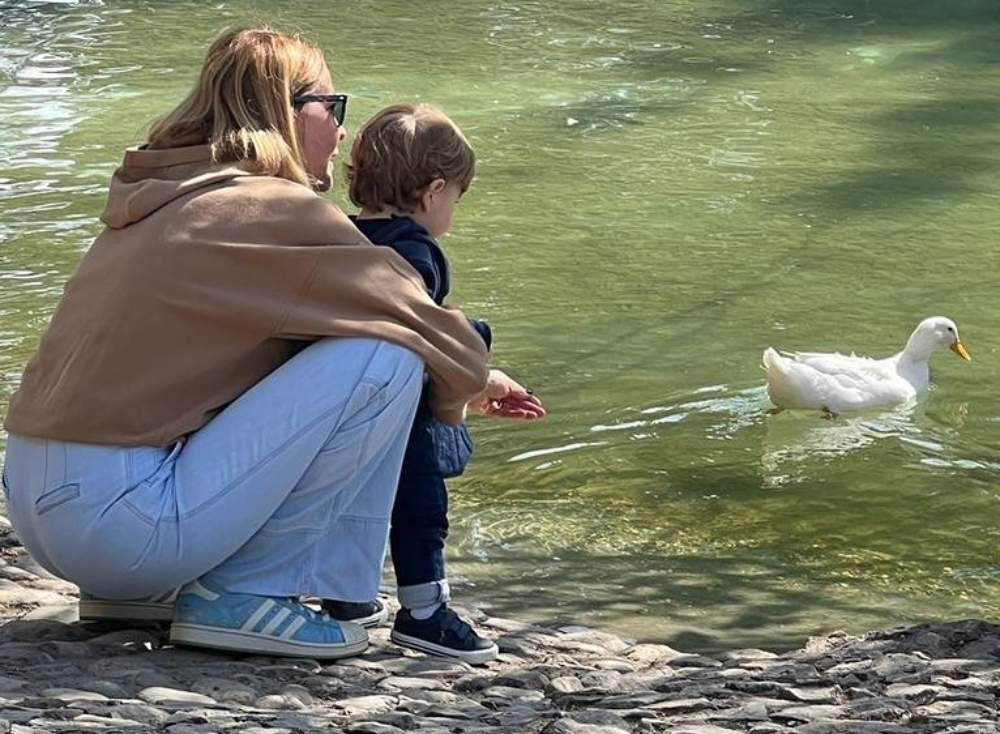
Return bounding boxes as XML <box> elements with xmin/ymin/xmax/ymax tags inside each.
<box><xmin>2</xmin><ymin>0</ymin><xmax>999</xmax><ymax>653</ymax></box>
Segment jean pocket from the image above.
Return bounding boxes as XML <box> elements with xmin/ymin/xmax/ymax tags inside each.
<box><xmin>35</xmin><ymin>483</ymin><xmax>81</xmax><ymax>516</ymax></box>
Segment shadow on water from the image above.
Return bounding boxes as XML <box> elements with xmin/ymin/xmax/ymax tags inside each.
<box><xmin>722</xmin><ymin>0</ymin><xmax>1000</xmax><ymax>30</ymax></box>
<box><xmin>555</xmin><ymin>0</ymin><xmax>1000</xmax><ymax>217</ymax></box>
<box><xmin>451</xmin><ymin>496</ymin><xmax>897</xmax><ymax>655</ymax></box>
<box><xmin>719</xmin><ymin>2</ymin><xmax>1000</xmax><ymax>215</ymax></box>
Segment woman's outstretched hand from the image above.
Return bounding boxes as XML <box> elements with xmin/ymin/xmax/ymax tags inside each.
<box><xmin>469</xmin><ymin>369</ymin><xmax>546</xmax><ymax>420</ymax></box>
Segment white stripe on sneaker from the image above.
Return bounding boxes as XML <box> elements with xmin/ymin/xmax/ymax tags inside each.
<box><xmin>281</xmin><ymin>615</ymin><xmax>307</xmax><ymax>640</ymax></box>
<box><xmin>185</xmin><ymin>580</ymin><xmax>220</xmax><ymax>601</ymax></box>
<box><xmin>244</xmin><ymin>599</ymin><xmax>276</xmax><ymax>631</ymax></box>
<box><xmin>259</xmin><ymin>607</ymin><xmax>292</xmax><ymax>636</ymax></box>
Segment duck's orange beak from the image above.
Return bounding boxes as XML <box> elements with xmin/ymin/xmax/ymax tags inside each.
<box><xmin>950</xmin><ymin>339</ymin><xmax>971</xmax><ymax>361</ymax></box>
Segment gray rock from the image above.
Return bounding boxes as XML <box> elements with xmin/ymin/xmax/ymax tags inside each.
<box><xmin>914</xmin><ymin>699</ymin><xmax>997</xmax><ymax>720</ymax></box>
<box><xmin>547</xmin><ymin>675</ymin><xmax>584</xmax><ymax>694</ymax></box>
<box><xmin>883</xmin><ymin>682</ymin><xmax>941</xmax><ymax>702</ymax></box>
<box><xmin>0</xmin><ymin>675</ymin><xmax>27</xmax><ymax>692</ymax></box>
<box><xmin>784</xmin><ymin>685</ymin><xmax>840</xmax><ymax>703</ymax></box>
<box><xmin>189</xmin><ymin>676</ymin><xmax>257</xmax><ymax>705</ymax></box>
<box><xmin>137</xmin><ymin>686</ymin><xmax>217</xmax><ymax>706</ymax></box>
<box><xmin>1</xmin><ymin>517</ymin><xmax>999</xmax><ymax>734</ymax></box>
<box><xmin>253</xmin><ymin>693</ymin><xmax>309</xmax><ymax>710</ymax></box>
<box><xmin>492</xmin><ymin>668</ymin><xmax>551</xmax><ymax>690</ymax></box>
<box><xmin>542</xmin><ymin>718</ymin><xmax>631</xmax><ymax>734</ymax></box>
<box><xmin>332</xmin><ymin>694</ymin><xmax>398</xmax><ymax>716</ymax></box>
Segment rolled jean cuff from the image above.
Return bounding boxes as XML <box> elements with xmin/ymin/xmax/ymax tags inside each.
<box><xmin>397</xmin><ymin>579</ymin><xmax>450</xmax><ymax>610</ymax></box>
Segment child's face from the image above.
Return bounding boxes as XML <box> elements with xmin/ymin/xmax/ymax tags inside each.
<box><xmin>415</xmin><ymin>179</ymin><xmax>464</xmax><ymax>238</ymax></box>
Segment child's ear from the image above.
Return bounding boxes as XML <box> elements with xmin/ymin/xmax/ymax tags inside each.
<box><xmin>419</xmin><ymin>178</ymin><xmax>447</xmax><ymax>211</ymax></box>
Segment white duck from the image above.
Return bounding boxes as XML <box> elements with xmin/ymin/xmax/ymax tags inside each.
<box><xmin>763</xmin><ymin>316</ymin><xmax>971</xmax><ymax>416</ymax></box>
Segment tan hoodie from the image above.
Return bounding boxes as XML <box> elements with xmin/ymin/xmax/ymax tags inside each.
<box><xmin>4</xmin><ymin>145</ymin><xmax>489</xmax><ymax>446</ymax></box>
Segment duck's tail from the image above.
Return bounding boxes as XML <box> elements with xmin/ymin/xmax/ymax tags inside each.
<box><xmin>762</xmin><ymin>347</ymin><xmax>799</xmax><ymax>409</ymax></box>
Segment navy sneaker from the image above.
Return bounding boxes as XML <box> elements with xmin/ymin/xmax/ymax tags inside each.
<box><xmin>169</xmin><ymin>581</ymin><xmax>368</xmax><ymax>659</ymax></box>
<box><xmin>390</xmin><ymin>606</ymin><xmax>498</xmax><ymax>664</ymax></box>
<box><xmin>320</xmin><ymin>598</ymin><xmax>388</xmax><ymax>628</ymax></box>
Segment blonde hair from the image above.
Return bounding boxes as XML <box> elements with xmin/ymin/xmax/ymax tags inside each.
<box><xmin>147</xmin><ymin>27</ymin><xmax>328</xmax><ymax>187</ymax></box>
<box><xmin>347</xmin><ymin>103</ymin><xmax>475</xmax><ymax>212</ymax></box>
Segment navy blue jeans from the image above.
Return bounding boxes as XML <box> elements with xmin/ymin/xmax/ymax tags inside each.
<box><xmin>390</xmin><ymin>469</ymin><xmax>448</xmax><ymax>586</ymax></box>
<box><xmin>389</xmin><ymin>406</ymin><xmax>452</xmax><ymax>586</ymax></box>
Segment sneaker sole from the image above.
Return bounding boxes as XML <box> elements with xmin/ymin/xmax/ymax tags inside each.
<box><xmin>390</xmin><ymin>629</ymin><xmax>498</xmax><ymax>664</ymax></box>
<box><xmin>79</xmin><ymin>600</ymin><xmax>174</xmax><ymax>623</ymax></box>
<box><xmin>303</xmin><ymin>599</ymin><xmax>389</xmax><ymax>629</ymax></box>
<box><xmin>344</xmin><ymin>605</ymin><xmax>389</xmax><ymax>629</ymax></box>
<box><xmin>170</xmin><ymin>623</ymin><xmax>369</xmax><ymax>659</ymax></box>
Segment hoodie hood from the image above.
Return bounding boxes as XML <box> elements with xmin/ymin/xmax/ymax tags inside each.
<box><xmin>101</xmin><ymin>144</ymin><xmax>253</xmax><ymax>229</ymax></box>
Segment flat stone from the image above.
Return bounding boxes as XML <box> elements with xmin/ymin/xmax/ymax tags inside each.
<box><xmin>794</xmin><ymin>723</ymin><xmax>913</xmax><ymax>734</ymax></box>
<box><xmin>645</xmin><ymin>696</ymin><xmax>713</xmax><ymax>712</ymax></box>
<box><xmin>377</xmin><ymin>675</ymin><xmax>446</xmax><ymax>691</ymax></box>
<box><xmin>772</xmin><ymin>704</ymin><xmax>846</xmax><ymax>722</ymax></box>
<box><xmin>137</xmin><ymin>686</ymin><xmax>217</xmax><ymax>706</ymax></box>
<box><xmin>253</xmin><ymin>693</ymin><xmax>309</xmax><ymax>710</ymax></box>
<box><xmin>543</xmin><ymin>720</ymin><xmax>630</xmax><ymax>734</ymax></box>
<box><xmin>548</xmin><ymin>675</ymin><xmax>584</xmax><ymax>693</ymax></box>
<box><xmin>884</xmin><ymin>682</ymin><xmax>941</xmax><ymax>701</ymax></box>
<box><xmin>915</xmin><ymin>699</ymin><xmax>997</xmax><ymax>719</ymax></box>
<box><xmin>785</xmin><ymin>685</ymin><xmax>840</xmax><ymax>703</ymax></box>
<box><xmin>481</xmin><ymin>684</ymin><xmax>546</xmax><ymax>702</ymax></box>
<box><xmin>623</xmin><ymin>642</ymin><xmax>687</xmax><ymax>665</ymax></box>
<box><xmin>332</xmin><ymin>694</ymin><xmax>398</xmax><ymax>716</ymax></box>
<box><xmin>0</xmin><ymin>676</ymin><xmax>27</xmax><ymax>692</ymax></box>
<box><xmin>492</xmin><ymin>668</ymin><xmax>550</xmax><ymax>690</ymax></box>
<box><xmin>39</xmin><ymin>688</ymin><xmax>109</xmax><ymax>702</ymax></box>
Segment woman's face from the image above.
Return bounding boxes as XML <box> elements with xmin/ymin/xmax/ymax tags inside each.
<box><xmin>295</xmin><ymin>66</ymin><xmax>346</xmax><ymax>192</ymax></box>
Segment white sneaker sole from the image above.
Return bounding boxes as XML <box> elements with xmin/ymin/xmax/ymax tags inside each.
<box><xmin>170</xmin><ymin>623</ymin><xmax>369</xmax><ymax>659</ymax></box>
<box><xmin>390</xmin><ymin>629</ymin><xmax>498</xmax><ymax>664</ymax></box>
<box><xmin>79</xmin><ymin>599</ymin><xmax>174</xmax><ymax>623</ymax></box>
<box><xmin>303</xmin><ymin>598</ymin><xmax>389</xmax><ymax>628</ymax></box>
<box><xmin>343</xmin><ymin>605</ymin><xmax>388</xmax><ymax>629</ymax></box>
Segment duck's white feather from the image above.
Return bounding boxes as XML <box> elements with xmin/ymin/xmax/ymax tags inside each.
<box><xmin>763</xmin><ymin>317</ymin><xmax>969</xmax><ymax>414</ymax></box>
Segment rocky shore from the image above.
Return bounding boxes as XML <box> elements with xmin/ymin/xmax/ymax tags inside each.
<box><xmin>1</xmin><ymin>511</ymin><xmax>997</xmax><ymax>733</ymax></box>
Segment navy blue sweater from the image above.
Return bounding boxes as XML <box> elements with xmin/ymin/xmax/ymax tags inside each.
<box><xmin>353</xmin><ymin>216</ymin><xmax>490</xmax><ymax>477</ymax></box>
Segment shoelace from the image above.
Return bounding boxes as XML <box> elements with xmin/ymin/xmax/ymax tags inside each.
<box><xmin>287</xmin><ymin>598</ymin><xmax>339</xmax><ymax>625</ymax></box>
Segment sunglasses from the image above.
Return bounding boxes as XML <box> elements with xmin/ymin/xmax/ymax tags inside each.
<box><xmin>292</xmin><ymin>93</ymin><xmax>348</xmax><ymax>127</ymax></box>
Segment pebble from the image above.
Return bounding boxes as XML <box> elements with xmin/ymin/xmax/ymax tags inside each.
<box><xmin>1</xmin><ymin>513</ymin><xmax>998</xmax><ymax>732</ymax></box>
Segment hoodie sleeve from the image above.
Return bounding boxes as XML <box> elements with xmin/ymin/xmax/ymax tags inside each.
<box><xmin>256</xmin><ymin>188</ymin><xmax>489</xmax><ymax>425</ymax></box>
<box><xmin>280</xmin><ymin>251</ymin><xmax>488</xmax><ymax>424</ymax></box>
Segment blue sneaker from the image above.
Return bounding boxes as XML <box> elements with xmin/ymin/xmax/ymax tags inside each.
<box><xmin>169</xmin><ymin>581</ymin><xmax>368</xmax><ymax>659</ymax></box>
<box><xmin>79</xmin><ymin>588</ymin><xmax>178</xmax><ymax>623</ymax></box>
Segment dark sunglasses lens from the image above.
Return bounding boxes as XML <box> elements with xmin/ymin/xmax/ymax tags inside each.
<box><xmin>293</xmin><ymin>95</ymin><xmax>347</xmax><ymax>125</ymax></box>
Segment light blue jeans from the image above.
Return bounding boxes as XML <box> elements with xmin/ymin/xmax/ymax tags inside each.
<box><xmin>2</xmin><ymin>338</ymin><xmax>423</xmax><ymax>603</ymax></box>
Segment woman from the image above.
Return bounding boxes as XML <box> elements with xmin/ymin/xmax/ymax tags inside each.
<box><xmin>1</xmin><ymin>27</ymin><xmax>491</xmax><ymax>660</ymax></box>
